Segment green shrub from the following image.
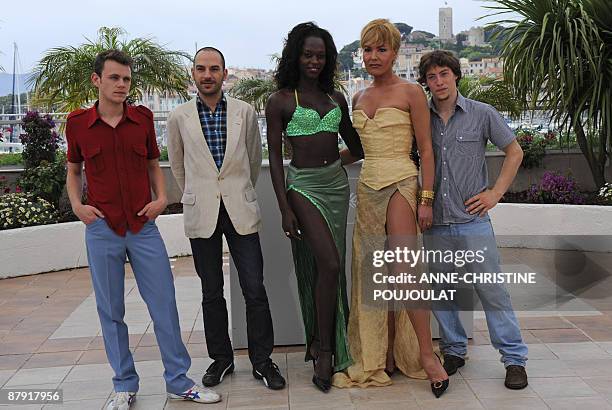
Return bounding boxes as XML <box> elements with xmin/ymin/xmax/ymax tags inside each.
<box><xmin>159</xmin><ymin>145</ymin><xmax>169</xmax><ymax>161</ymax></box>
<box><xmin>0</xmin><ymin>153</ymin><xmax>23</xmax><ymax>167</ymax></box>
<box><xmin>0</xmin><ymin>193</ymin><xmax>58</xmax><ymax>230</ymax></box>
<box><xmin>18</xmin><ymin>151</ymin><xmax>67</xmax><ymax>208</ymax></box>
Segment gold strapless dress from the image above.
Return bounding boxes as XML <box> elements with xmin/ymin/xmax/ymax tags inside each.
<box><xmin>333</xmin><ymin>108</ymin><xmax>427</xmax><ymax>388</ymax></box>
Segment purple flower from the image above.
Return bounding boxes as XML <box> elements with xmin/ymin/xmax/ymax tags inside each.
<box><xmin>526</xmin><ymin>171</ymin><xmax>585</xmax><ymax>205</ymax></box>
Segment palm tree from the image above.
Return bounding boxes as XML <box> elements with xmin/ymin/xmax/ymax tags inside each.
<box><xmin>29</xmin><ymin>27</ymin><xmax>191</xmax><ymax>112</ymax></box>
<box><xmin>486</xmin><ymin>0</ymin><xmax>611</xmax><ymax>187</ymax></box>
<box><xmin>458</xmin><ymin>76</ymin><xmax>521</xmax><ymax>119</ymax></box>
<box><xmin>229</xmin><ymin>77</ymin><xmax>276</xmax><ymax>113</ymax></box>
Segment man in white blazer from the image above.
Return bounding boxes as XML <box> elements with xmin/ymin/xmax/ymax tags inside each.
<box><xmin>167</xmin><ymin>47</ymin><xmax>285</xmax><ymax>391</ymax></box>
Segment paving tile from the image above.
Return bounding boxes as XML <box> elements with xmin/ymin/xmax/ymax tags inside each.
<box><xmin>22</xmin><ymin>352</ymin><xmax>83</xmax><ymax>369</ymax></box>
<box><xmin>76</xmin><ymin>349</ymin><xmax>108</xmax><ymax>365</ymax></box>
<box><xmin>479</xmin><ymin>397</ymin><xmax>549</xmax><ymax>409</ymax></box>
<box><xmin>468</xmin><ymin>331</ymin><xmax>491</xmax><ymax>345</ymax></box>
<box><xmin>289</xmin><ymin>385</ymin><xmax>350</xmax><ymax>408</ymax></box>
<box><xmin>583</xmin><ymin>376</ymin><xmax>612</xmax><ymax>397</ymax></box>
<box><xmin>227</xmin><ymin>386</ymin><xmax>288</xmax><ymax>409</ymax></box>
<box><xmin>563</xmin><ymin>358</ymin><xmax>612</xmax><ymax>377</ymax></box>
<box><xmin>0</xmin><ymin>341</ymin><xmax>45</xmax><ymax>355</ymax></box>
<box><xmin>63</xmin><ymin>363</ymin><xmax>114</xmax><ymax>383</ymax></box>
<box><xmin>417</xmin><ymin>398</ymin><xmax>484</xmax><ymax>409</ymax></box>
<box><xmin>165</xmin><ymin>396</ymin><xmax>226</xmax><ymax>409</ymax></box>
<box><xmin>6</xmin><ymin>366</ymin><xmax>72</xmax><ymax>387</ymax></box>
<box><xmin>466</xmin><ymin>378</ymin><xmax>537</xmax><ymax>399</ymax></box>
<box><xmin>529</xmin><ymin>376</ymin><xmax>598</xmax><ymax>398</ymax></box>
<box><xmin>188</xmin><ymin>331</ymin><xmax>205</xmax><ymax>344</ymax></box>
<box><xmin>353</xmin><ymin>400</ymin><xmax>418</xmax><ymax>410</ymax></box>
<box><xmin>58</xmin><ymin>379</ymin><xmax>113</xmax><ymax>401</ymax></box>
<box><xmin>0</xmin><ymin>369</ymin><xmax>16</xmax><ymax>387</ymax></box>
<box><xmin>519</xmin><ymin>316</ymin><xmax>574</xmax><ymax>329</ymax></box>
<box><xmin>582</xmin><ymin>328</ymin><xmax>612</xmax><ymax>342</ymax></box>
<box><xmin>564</xmin><ymin>315</ymin><xmax>612</xmax><ymax>329</ymax></box>
<box><xmin>597</xmin><ymin>342</ymin><xmax>612</xmax><ymax>355</ymax></box>
<box><xmin>522</xmin><ymin>343</ymin><xmax>556</xmax><ymax>360</ymax></box>
<box><xmin>545</xmin><ymin>342</ymin><xmax>608</xmax><ymax>360</ymax></box>
<box><xmin>42</xmin><ymin>397</ymin><xmax>107</xmax><ymax>409</ymax></box>
<box><xmin>522</xmin><ymin>359</ymin><xmax>576</xmax><ymax>377</ymax></box>
<box><xmin>466</xmin><ymin>345</ymin><xmax>502</xmax><ymax>361</ymax></box>
<box><xmin>348</xmin><ymin>381</ymin><xmax>414</xmax><ymax>403</ymax></box>
<box><xmin>530</xmin><ymin>328</ymin><xmax>591</xmax><ymax>343</ymax></box>
<box><xmin>0</xmin><ymin>354</ymin><xmax>30</xmax><ymax>370</ymax></box>
<box><xmin>133</xmin><ymin>346</ymin><xmax>162</xmax><ymax>362</ymax></box>
<box><xmin>137</xmin><ymin>333</ymin><xmax>158</xmax><ymax>347</ymax></box>
<box><xmin>137</xmin><ymin>377</ymin><xmax>166</xmax><ymax>396</ymax></box>
<box><xmin>186</xmin><ymin>343</ymin><xmax>207</xmax><ymax>359</ymax></box>
<box><xmin>544</xmin><ymin>396</ymin><xmax>612</xmax><ymax>409</ymax></box>
<box><xmin>132</xmin><ymin>394</ymin><xmax>167</xmax><ymax>410</ymax></box>
<box><xmin>36</xmin><ymin>337</ymin><xmax>94</xmax><ymax>353</ymax></box>
<box><xmin>459</xmin><ymin>361</ymin><xmax>506</xmax><ymax>379</ymax></box>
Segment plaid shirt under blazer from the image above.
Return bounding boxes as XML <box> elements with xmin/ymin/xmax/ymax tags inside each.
<box><xmin>167</xmin><ymin>96</ymin><xmax>263</xmax><ymax>238</ymax></box>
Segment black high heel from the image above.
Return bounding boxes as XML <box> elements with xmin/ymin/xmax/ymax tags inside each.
<box><xmin>312</xmin><ymin>350</ymin><xmax>332</xmax><ymax>393</ymax></box>
<box><xmin>430</xmin><ymin>353</ymin><xmax>449</xmax><ymax>398</ymax></box>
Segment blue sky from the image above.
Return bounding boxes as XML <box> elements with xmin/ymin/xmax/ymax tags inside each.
<box><xmin>0</xmin><ymin>0</ymin><xmax>506</xmax><ymax>73</ymax></box>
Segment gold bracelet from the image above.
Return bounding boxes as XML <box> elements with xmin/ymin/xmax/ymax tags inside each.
<box><xmin>419</xmin><ymin>190</ymin><xmax>435</xmax><ymax>199</ymax></box>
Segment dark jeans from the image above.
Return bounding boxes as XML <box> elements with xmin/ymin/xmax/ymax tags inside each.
<box><xmin>190</xmin><ymin>202</ymin><xmax>273</xmax><ymax>369</ymax></box>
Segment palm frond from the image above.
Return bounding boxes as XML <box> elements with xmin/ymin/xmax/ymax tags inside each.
<box><xmin>229</xmin><ymin>77</ymin><xmax>276</xmax><ymax>113</ymax></box>
<box><xmin>29</xmin><ymin>27</ymin><xmax>190</xmax><ymax>111</ymax></box>
<box><xmin>484</xmin><ymin>0</ymin><xmax>611</xmax><ymax>186</ymax></box>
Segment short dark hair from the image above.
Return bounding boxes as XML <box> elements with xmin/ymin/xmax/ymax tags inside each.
<box><xmin>274</xmin><ymin>22</ymin><xmax>338</xmax><ymax>94</ymax></box>
<box><xmin>93</xmin><ymin>49</ymin><xmax>133</xmax><ymax>76</ymax></box>
<box><xmin>417</xmin><ymin>50</ymin><xmax>462</xmax><ymax>90</ymax></box>
<box><xmin>194</xmin><ymin>47</ymin><xmax>226</xmax><ymax>69</ymax></box>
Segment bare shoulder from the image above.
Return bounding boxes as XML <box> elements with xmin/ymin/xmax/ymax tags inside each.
<box><xmin>266</xmin><ymin>89</ymin><xmax>293</xmax><ymax>113</ymax></box>
<box><xmin>352</xmin><ymin>88</ymin><xmax>366</xmax><ymax>107</ymax></box>
<box><xmin>332</xmin><ymin>90</ymin><xmax>349</xmax><ymax>108</ymax></box>
<box><xmin>396</xmin><ymin>80</ymin><xmax>424</xmax><ymax>95</ymax></box>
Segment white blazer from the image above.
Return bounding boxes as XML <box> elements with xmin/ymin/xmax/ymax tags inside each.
<box><xmin>167</xmin><ymin>96</ymin><xmax>262</xmax><ymax>238</ymax></box>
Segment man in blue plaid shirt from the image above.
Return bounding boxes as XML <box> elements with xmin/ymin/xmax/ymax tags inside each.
<box><xmin>168</xmin><ymin>47</ymin><xmax>286</xmax><ymax>394</ymax></box>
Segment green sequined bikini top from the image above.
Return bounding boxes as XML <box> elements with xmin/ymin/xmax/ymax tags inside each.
<box><xmin>285</xmin><ymin>89</ymin><xmax>341</xmax><ymax>137</ymax></box>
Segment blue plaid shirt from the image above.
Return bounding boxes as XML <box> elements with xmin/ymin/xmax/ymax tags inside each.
<box><xmin>196</xmin><ymin>93</ymin><xmax>227</xmax><ymax>169</ymax></box>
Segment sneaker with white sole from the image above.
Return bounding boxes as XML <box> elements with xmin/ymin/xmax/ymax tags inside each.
<box><xmin>106</xmin><ymin>391</ymin><xmax>136</xmax><ymax>410</ymax></box>
<box><xmin>167</xmin><ymin>384</ymin><xmax>221</xmax><ymax>404</ymax></box>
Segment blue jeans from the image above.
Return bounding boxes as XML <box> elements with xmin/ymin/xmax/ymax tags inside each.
<box><xmin>423</xmin><ymin>216</ymin><xmax>528</xmax><ymax>367</ymax></box>
<box><xmin>85</xmin><ymin>219</ymin><xmax>195</xmax><ymax>393</ymax></box>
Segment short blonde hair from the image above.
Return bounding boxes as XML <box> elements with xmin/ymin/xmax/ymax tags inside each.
<box><xmin>360</xmin><ymin>19</ymin><xmax>401</xmax><ymax>53</ymax></box>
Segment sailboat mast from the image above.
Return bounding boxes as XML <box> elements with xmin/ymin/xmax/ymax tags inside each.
<box><xmin>9</xmin><ymin>43</ymin><xmax>17</xmax><ymax>142</ymax></box>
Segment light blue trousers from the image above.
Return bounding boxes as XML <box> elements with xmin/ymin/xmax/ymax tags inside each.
<box><xmin>423</xmin><ymin>217</ymin><xmax>528</xmax><ymax>367</ymax></box>
<box><xmin>85</xmin><ymin>218</ymin><xmax>194</xmax><ymax>393</ymax></box>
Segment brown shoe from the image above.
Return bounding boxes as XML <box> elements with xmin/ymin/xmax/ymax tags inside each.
<box><xmin>505</xmin><ymin>365</ymin><xmax>528</xmax><ymax>389</ymax></box>
<box><xmin>442</xmin><ymin>354</ymin><xmax>465</xmax><ymax>376</ymax></box>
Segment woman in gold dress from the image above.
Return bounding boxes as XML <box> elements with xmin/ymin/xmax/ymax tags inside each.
<box><xmin>334</xmin><ymin>19</ymin><xmax>449</xmax><ymax>398</ymax></box>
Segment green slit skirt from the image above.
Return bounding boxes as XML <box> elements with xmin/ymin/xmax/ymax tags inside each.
<box><xmin>286</xmin><ymin>159</ymin><xmax>353</xmax><ymax>372</ymax></box>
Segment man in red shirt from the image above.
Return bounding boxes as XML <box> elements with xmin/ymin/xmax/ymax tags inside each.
<box><xmin>65</xmin><ymin>50</ymin><xmax>220</xmax><ymax>409</ymax></box>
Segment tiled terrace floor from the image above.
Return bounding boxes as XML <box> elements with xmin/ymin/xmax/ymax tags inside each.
<box><xmin>1</xmin><ymin>249</ymin><xmax>612</xmax><ymax>409</ymax></box>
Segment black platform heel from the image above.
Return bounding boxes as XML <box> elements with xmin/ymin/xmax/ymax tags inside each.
<box><xmin>312</xmin><ymin>350</ymin><xmax>332</xmax><ymax>393</ymax></box>
<box><xmin>430</xmin><ymin>353</ymin><xmax>450</xmax><ymax>398</ymax></box>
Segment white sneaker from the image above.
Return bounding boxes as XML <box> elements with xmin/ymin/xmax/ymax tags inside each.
<box><xmin>106</xmin><ymin>391</ymin><xmax>136</xmax><ymax>410</ymax></box>
<box><xmin>167</xmin><ymin>384</ymin><xmax>221</xmax><ymax>403</ymax></box>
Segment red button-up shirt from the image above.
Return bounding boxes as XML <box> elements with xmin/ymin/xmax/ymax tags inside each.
<box><xmin>66</xmin><ymin>102</ymin><xmax>160</xmax><ymax>236</ymax></box>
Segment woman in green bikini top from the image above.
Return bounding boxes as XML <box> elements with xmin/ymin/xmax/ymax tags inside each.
<box><xmin>285</xmin><ymin>89</ymin><xmax>342</xmax><ymax>137</ymax></box>
<box><xmin>266</xmin><ymin>22</ymin><xmax>363</xmax><ymax>392</ymax></box>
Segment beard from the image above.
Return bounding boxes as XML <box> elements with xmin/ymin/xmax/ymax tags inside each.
<box><xmin>197</xmin><ymin>81</ymin><xmax>222</xmax><ymax>96</ymax></box>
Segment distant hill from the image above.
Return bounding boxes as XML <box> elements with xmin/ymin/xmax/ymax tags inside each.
<box><xmin>0</xmin><ymin>73</ymin><xmax>31</xmax><ymax>97</ymax></box>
